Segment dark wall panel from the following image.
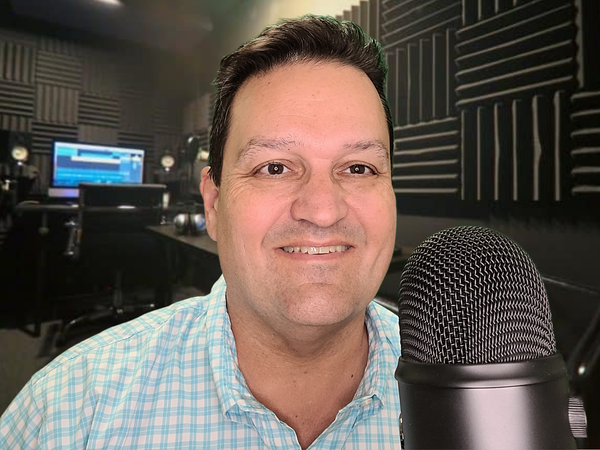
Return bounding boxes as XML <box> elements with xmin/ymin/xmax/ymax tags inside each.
<box><xmin>79</xmin><ymin>94</ymin><xmax>119</xmax><ymax>127</ymax></box>
<box><xmin>0</xmin><ymin>80</ymin><xmax>34</xmax><ymax>117</ymax></box>
<box><xmin>380</xmin><ymin>0</ymin><xmax>462</xmax><ymax>199</ymax></box>
<box><xmin>0</xmin><ymin>113</ymin><xmax>30</xmax><ymax>132</ymax></box>
<box><xmin>31</xmin><ymin>122</ymin><xmax>78</xmax><ymax>154</ymax></box>
<box><xmin>0</xmin><ymin>41</ymin><xmax>35</xmax><ymax>84</ymax></box>
<box><xmin>36</xmin><ymin>50</ymin><xmax>82</xmax><ymax>89</ymax></box>
<box><xmin>380</xmin><ymin>0</ymin><xmax>600</xmax><ymax>212</ymax></box>
<box><xmin>35</xmin><ymin>85</ymin><xmax>78</xmax><ymax>125</ymax></box>
<box><xmin>0</xmin><ymin>24</ymin><xmax>186</xmax><ymax>193</ymax></box>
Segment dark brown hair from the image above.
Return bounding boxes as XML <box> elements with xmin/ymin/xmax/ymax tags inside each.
<box><xmin>208</xmin><ymin>14</ymin><xmax>393</xmax><ymax>186</ymax></box>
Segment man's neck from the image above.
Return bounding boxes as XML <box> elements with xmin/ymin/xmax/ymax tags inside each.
<box><xmin>228</xmin><ymin>305</ymin><xmax>370</xmax><ymax>449</ymax></box>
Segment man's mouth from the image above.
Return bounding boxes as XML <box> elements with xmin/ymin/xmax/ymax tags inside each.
<box><xmin>281</xmin><ymin>245</ymin><xmax>350</xmax><ymax>254</ymax></box>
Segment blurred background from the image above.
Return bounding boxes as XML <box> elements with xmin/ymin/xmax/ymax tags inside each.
<box><xmin>0</xmin><ymin>0</ymin><xmax>598</xmax><ymax>447</ymax></box>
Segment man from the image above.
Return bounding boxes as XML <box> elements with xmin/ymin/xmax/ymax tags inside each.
<box><xmin>0</xmin><ymin>15</ymin><xmax>400</xmax><ymax>449</ymax></box>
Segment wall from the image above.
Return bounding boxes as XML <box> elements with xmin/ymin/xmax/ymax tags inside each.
<box><xmin>0</xmin><ymin>23</ymin><xmax>190</xmax><ymax>193</ymax></box>
<box><xmin>369</xmin><ymin>0</ymin><xmax>600</xmax><ymax>289</ymax></box>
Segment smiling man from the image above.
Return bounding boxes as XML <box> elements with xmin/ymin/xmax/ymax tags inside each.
<box><xmin>0</xmin><ymin>15</ymin><xmax>400</xmax><ymax>449</ymax></box>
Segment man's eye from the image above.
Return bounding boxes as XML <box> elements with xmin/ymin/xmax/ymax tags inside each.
<box><xmin>347</xmin><ymin>164</ymin><xmax>373</xmax><ymax>175</ymax></box>
<box><xmin>260</xmin><ymin>162</ymin><xmax>289</xmax><ymax>175</ymax></box>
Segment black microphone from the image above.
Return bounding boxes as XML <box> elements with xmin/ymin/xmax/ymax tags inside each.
<box><xmin>395</xmin><ymin>226</ymin><xmax>585</xmax><ymax>449</ymax></box>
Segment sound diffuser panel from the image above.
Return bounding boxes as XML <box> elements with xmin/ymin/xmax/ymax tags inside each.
<box><xmin>35</xmin><ymin>85</ymin><xmax>79</xmax><ymax>124</ymax></box>
<box><xmin>36</xmin><ymin>50</ymin><xmax>82</xmax><ymax>90</ymax></box>
<box><xmin>31</xmin><ymin>122</ymin><xmax>77</xmax><ymax>154</ymax></box>
<box><xmin>0</xmin><ymin>114</ymin><xmax>31</xmax><ymax>132</ymax></box>
<box><xmin>0</xmin><ymin>80</ymin><xmax>34</xmax><ymax>117</ymax></box>
<box><xmin>0</xmin><ymin>41</ymin><xmax>36</xmax><ymax>84</ymax></box>
<box><xmin>571</xmin><ymin>91</ymin><xmax>600</xmax><ymax>196</ymax></box>
<box><xmin>381</xmin><ymin>0</ymin><xmax>598</xmax><ymax>216</ymax></box>
<box><xmin>381</xmin><ymin>1</ymin><xmax>461</xmax><ymax>48</ymax></box>
<box><xmin>79</xmin><ymin>93</ymin><xmax>119</xmax><ymax>128</ymax></box>
<box><xmin>393</xmin><ymin>117</ymin><xmax>461</xmax><ymax>196</ymax></box>
<box><xmin>455</xmin><ymin>1</ymin><xmax>575</xmax><ymax>107</ymax></box>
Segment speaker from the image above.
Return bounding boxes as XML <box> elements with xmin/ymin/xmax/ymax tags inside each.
<box><xmin>0</xmin><ymin>130</ymin><xmax>32</xmax><ymax>164</ymax></box>
<box><xmin>159</xmin><ymin>149</ymin><xmax>178</xmax><ymax>172</ymax></box>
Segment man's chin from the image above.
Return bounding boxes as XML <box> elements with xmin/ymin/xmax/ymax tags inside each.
<box><xmin>280</xmin><ymin>289</ymin><xmax>369</xmax><ymax>329</ymax></box>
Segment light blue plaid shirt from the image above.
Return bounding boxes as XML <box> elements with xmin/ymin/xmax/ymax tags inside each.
<box><xmin>1</xmin><ymin>276</ymin><xmax>402</xmax><ymax>449</ymax></box>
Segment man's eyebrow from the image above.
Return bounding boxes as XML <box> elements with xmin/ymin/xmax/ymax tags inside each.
<box><xmin>236</xmin><ymin>137</ymin><xmax>391</xmax><ymax>165</ymax></box>
<box><xmin>343</xmin><ymin>140</ymin><xmax>391</xmax><ymax>165</ymax></box>
<box><xmin>237</xmin><ymin>137</ymin><xmax>303</xmax><ymax>162</ymax></box>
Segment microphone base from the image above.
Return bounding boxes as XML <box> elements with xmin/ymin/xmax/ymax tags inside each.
<box><xmin>395</xmin><ymin>354</ymin><xmax>576</xmax><ymax>449</ymax></box>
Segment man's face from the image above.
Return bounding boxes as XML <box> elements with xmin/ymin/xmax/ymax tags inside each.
<box><xmin>201</xmin><ymin>61</ymin><xmax>396</xmax><ymax>331</ymax></box>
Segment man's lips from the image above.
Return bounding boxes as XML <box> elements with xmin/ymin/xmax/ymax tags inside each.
<box><xmin>280</xmin><ymin>245</ymin><xmax>351</xmax><ymax>255</ymax></box>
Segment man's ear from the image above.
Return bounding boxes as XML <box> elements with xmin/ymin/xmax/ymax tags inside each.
<box><xmin>200</xmin><ymin>166</ymin><xmax>219</xmax><ymax>241</ymax></box>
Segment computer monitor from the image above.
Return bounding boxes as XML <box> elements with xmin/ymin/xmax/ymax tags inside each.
<box><xmin>48</xmin><ymin>141</ymin><xmax>145</xmax><ymax>198</ymax></box>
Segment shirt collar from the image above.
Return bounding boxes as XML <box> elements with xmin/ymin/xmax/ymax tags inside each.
<box><xmin>205</xmin><ymin>276</ymin><xmax>398</xmax><ymax>420</ymax></box>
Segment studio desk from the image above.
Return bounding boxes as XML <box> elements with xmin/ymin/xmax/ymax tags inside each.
<box><xmin>12</xmin><ymin>201</ymin><xmax>411</xmax><ymax>336</ymax></box>
<box><xmin>11</xmin><ymin>202</ymin><xmax>218</xmax><ymax>337</ymax></box>
<box><xmin>13</xmin><ymin>202</ymin><xmax>80</xmax><ymax>336</ymax></box>
<box><xmin>146</xmin><ymin>224</ymin><xmax>221</xmax><ymax>299</ymax></box>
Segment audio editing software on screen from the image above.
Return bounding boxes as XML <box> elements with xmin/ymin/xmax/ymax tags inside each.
<box><xmin>52</xmin><ymin>142</ymin><xmax>145</xmax><ymax>187</ymax></box>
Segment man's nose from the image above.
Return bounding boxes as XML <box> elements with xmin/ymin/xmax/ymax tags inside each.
<box><xmin>290</xmin><ymin>172</ymin><xmax>349</xmax><ymax>227</ymax></box>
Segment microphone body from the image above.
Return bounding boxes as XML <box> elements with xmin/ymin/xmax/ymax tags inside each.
<box><xmin>396</xmin><ymin>354</ymin><xmax>574</xmax><ymax>449</ymax></box>
<box><xmin>396</xmin><ymin>226</ymin><xmax>579</xmax><ymax>449</ymax></box>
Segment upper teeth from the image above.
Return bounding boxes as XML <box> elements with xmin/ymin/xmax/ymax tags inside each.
<box><xmin>282</xmin><ymin>246</ymin><xmax>349</xmax><ymax>254</ymax></box>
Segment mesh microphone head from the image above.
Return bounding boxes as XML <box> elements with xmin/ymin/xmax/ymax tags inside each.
<box><xmin>398</xmin><ymin>226</ymin><xmax>557</xmax><ymax>364</ymax></box>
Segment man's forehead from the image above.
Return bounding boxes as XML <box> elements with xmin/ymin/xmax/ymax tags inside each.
<box><xmin>224</xmin><ymin>61</ymin><xmax>390</xmax><ymax>166</ymax></box>
<box><xmin>232</xmin><ymin>60</ymin><xmax>366</xmax><ymax>105</ymax></box>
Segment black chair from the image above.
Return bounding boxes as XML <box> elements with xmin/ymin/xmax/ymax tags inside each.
<box><xmin>59</xmin><ymin>183</ymin><xmax>168</xmax><ymax>344</ymax></box>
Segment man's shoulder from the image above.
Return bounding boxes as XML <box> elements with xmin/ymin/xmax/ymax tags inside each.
<box><xmin>31</xmin><ymin>296</ymin><xmax>212</xmax><ymax>389</ymax></box>
<box><xmin>0</xmin><ymin>286</ymin><xmax>229</xmax><ymax>449</ymax></box>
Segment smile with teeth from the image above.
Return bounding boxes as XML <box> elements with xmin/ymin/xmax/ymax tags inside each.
<box><xmin>282</xmin><ymin>245</ymin><xmax>350</xmax><ymax>254</ymax></box>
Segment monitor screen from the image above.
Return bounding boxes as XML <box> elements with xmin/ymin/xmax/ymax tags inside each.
<box><xmin>49</xmin><ymin>141</ymin><xmax>145</xmax><ymax>198</ymax></box>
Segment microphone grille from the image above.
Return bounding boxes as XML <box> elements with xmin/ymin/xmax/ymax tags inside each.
<box><xmin>398</xmin><ymin>226</ymin><xmax>557</xmax><ymax>364</ymax></box>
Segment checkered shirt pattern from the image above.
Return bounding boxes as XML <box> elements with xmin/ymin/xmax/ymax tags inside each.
<box><xmin>0</xmin><ymin>276</ymin><xmax>402</xmax><ymax>449</ymax></box>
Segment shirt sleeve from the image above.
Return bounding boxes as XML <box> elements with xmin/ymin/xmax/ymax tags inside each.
<box><xmin>0</xmin><ymin>379</ymin><xmax>45</xmax><ymax>449</ymax></box>
<box><xmin>0</xmin><ymin>349</ymin><xmax>99</xmax><ymax>450</ymax></box>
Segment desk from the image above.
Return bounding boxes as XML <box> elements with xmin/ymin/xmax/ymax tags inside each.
<box><xmin>16</xmin><ymin>202</ymin><xmax>79</xmax><ymax>214</ymax></box>
<box><xmin>146</xmin><ymin>225</ymin><xmax>220</xmax><ymax>299</ymax></box>
<box><xmin>146</xmin><ymin>225</ymin><xmax>218</xmax><ymax>256</ymax></box>
<box><xmin>13</xmin><ymin>203</ymin><xmax>79</xmax><ymax>336</ymax></box>
<box><xmin>13</xmin><ymin>203</ymin><xmax>169</xmax><ymax>337</ymax></box>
